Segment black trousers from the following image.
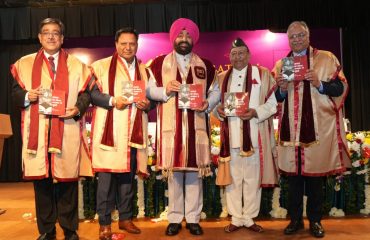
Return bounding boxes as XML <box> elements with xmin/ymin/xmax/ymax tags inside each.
<box><xmin>96</xmin><ymin>148</ymin><xmax>137</xmax><ymax>225</ymax></box>
<box><xmin>287</xmin><ymin>147</ymin><xmax>323</xmax><ymax>223</ymax></box>
<box><xmin>33</xmin><ymin>177</ymin><xmax>78</xmax><ymax>234</ymax></box>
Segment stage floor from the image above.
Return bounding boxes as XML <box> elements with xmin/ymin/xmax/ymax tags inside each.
<box><xmin>1</xmin><ymin>182</ymin><xmax>370</xmax><ymax>240</ymax></box>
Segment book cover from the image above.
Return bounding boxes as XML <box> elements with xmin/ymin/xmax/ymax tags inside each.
<box><xmin>132</xmin><ymin>81</ymin><xmax>146</xmax><ymax>103</ymax></box>
<box><xmin>122</xmin><ymin>81</ymin><xmax>146</xmax><ymax>103</ymax></box>
<box><xmin>122</xmin><ymin>81</ymin><xmax>133</xmax><ymax>102</ymax></box>
<box><xmin>282</xmin><ymin>56</ymin><xmax>308</xmax><ymax>81</ymax></box>
<box><xmin>293</xmin><ymin>56</ymin><xmax>308</xmax><ymax>80</ymax></box>
<box><xmin>224</xmin><ymin>92</ymin><xmax>249</xmax><ymax>117</ymax></box>
<box><xmin>178</xmin><ymin>84</ymin><xmax>204</xmax><ymax>109</ymax></box>
<box><xmin>39</xmin><ymin>89</ymin><xmax>66</xmax><ymax>115</ymax></box>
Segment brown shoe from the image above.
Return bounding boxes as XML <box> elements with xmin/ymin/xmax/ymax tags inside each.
<box><xmin>224</xmin><ymin>224</ymin><xmax>241</xmax><ymax>233</ymax></box>
<box><xmin>119</xmin><ymin>220</ymin><xmax>141</xmax><ymax>234</ymax></box>
<box><xmin>99</xmin><ymin>225</ymin><xmax>112</xmax><ymax>240</ymax></box>
<box><xmin>245</xmin><ymin>223</ymin><xmax>264</xmax><ymax>233</ymax></box>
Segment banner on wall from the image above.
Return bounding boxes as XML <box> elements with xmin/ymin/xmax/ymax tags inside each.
<box><xmin>67</xmin><ymin>29</ymin><xmax>341</xmax><ymax>73</ymax></box>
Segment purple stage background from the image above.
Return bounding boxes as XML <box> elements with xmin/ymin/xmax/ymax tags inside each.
<box><xmin>66</xmin><ymin>28</ymin><xmax>341</xmax><ymax>72</ymax></box>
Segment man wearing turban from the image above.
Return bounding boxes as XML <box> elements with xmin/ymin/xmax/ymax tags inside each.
<box><xmin>147</xmin><ymin>18</ymin><xmax>220</xmax><ymax>236</ymax></box>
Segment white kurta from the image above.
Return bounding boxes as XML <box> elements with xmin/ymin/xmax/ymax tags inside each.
<box><xmin>224</xmin><ymin>65</ymin><xmax>277</xmax><ymax>227</ymax></box>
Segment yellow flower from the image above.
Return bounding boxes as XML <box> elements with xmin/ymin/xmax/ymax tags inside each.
<box><xmin>346</xmin><ymin>133</ymin><xmax>353</xmax><ymax>141</ymax></box>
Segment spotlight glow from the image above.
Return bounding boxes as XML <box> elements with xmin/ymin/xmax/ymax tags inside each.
<box><xmin>264</xmin><ymin>31</ymin><xmax>276</xmax><ymax>42</ymax></box>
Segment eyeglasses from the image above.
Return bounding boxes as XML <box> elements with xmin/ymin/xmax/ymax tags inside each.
<box><xmin>41</xmin><ymin>32</ymin><xmax>61</xmax><ymax>38</ymax></box>
<box><xmin>288</xmin><ymin>32</ymin><xmax>306</xmax><ymax>40</ymax></box>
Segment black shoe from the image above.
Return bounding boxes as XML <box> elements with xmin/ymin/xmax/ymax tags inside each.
<box><xmin>64</xmin><ymin>231</ymin><xmax>79</xmax><ymax>240</ymax></box>
<box><xmin>37</xmin><ymin>232</ymin><xmax>56</xmax><ymax>240</ymax></box>
<box><xmin>186</xmin><ymin>223</ymin><xmax>203</xmax><ymax>235</ymax></box>
<box><xmin>284</xmin><ymin>220</ymin><xmax>304</xmax><ymax>235</ymax></box>
<box><xmin>309</xmin><ymin>222</ymin><xmax>325</xmax><ymax>238</ymax></box>
<box><xmin>165</xmin><ymin>223</ymin><xmax>182</xmax><ymax>236</ymax></box>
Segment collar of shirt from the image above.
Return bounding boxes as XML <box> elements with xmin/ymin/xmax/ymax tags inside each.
<box><xmin>175</xmin><ymin>52</ymin><xmax>191</xmax><ymax>77</ymax></box>
<box><xmin>232</xmin><ymin>65</ymin><xmax>248</xmax><ymax>79</ymax></box>
<box><xmin>120</xmin><ymin>56</ymin><xmax>136</xmax><ymax>81</ymax></box>
<box><xmin>293</xmin><ymin>49</ymin><xmax>307</xmax><ymax>56</ymax></box>
<box><xmin>120</xmin><ymin>56</ymin><xmax>136</xmax><ymax>71</ymax></box>
<box><xmin>44</xmin><ymin>51</ymin><xmax>59</xmax><ymax>70</ymax></box>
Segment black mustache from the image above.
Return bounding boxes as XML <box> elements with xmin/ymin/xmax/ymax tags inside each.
<box><xmin>178</xmin><ymin>41</ymin><xmax>191</xmax><ymax>46</ymax></box>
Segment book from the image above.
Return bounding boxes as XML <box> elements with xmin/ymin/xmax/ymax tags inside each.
<box><xmin>224</xmin><ymin>92</ymin><xmax>249</xmax><ymax>117</ymax></box>
<box><xmin>178</xmin><ymin>84</ymin><xmax>204</xmax><ymax>109</ymax></box>
<box><xmin>282</xmin><ymin>56</ymin><xmax>308</xmax><ymax>81</ymax></box>
<box><xmin>39</xmin><ymin>89</ymin><xmax>66</xmax><ymax>115</ymax></box>
<box><xmin>122</xmin><ymin>81</ymin><xmax>146</xmax><ymax>103</ymax></box>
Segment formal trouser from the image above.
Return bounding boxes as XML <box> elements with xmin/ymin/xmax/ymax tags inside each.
<box><xmin>33</xmin><ymin>178</ymin><xmax>78</xmax><ymax>234</ymax></box>
<box><xmin>167</xmin><ymin>171</ymin><xmax>203</xmax><ymax>224</ymax></box>
<box><xmin>226</xmin><ymin>148</ymin><xmax>261</xmax><ymax>227</ymax></box>
<box><xmin>96</xmin><ymin>148</ymin><xmax>137</xmax><ymax>225</ymax></box>
<box><xmin>288</xmin><ymin>147</ymin><xmax>323</xmax><ymax>223</ymax></box>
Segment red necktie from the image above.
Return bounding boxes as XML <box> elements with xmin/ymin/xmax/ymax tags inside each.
<box><xmin>48</xmin><ymin>56</ymin><xmax>56</xmax><ymax>89</ymax></box>
<box><xmin>48</xmin><ymin>56</ymin><xmax>56</xmax><ymax>74</ymax></box>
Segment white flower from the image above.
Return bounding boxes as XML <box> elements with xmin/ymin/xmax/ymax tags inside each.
<box><xmin>200</xmin><ymin>211</ymin><xmax>207</xmax><ymax>219</ymax></box>
<box><xmin>151</xmin><ymin>165</ymin><xmax>156</xmax><ymax>171</ymax></box>
<box><xmin>350</xmin><ymin>141</ymin><xmax>361</xmax><ymax>153</ymax></box>
<box><xmin>329</xmin><ymin>207</ymin><xmax>345</xmax><ymax>217</ymax></box>
<box><xmin>354</xmin><ymin>132</ymin><xmax>365</xmax><ymax>143</ymax></box>
<box><xmin>85</xmin><ymin>123</ymin><xmax>91</xmax><ymax>132</ymax></box>
<box><xmin>211</xmin><ymin>146</ymin><xmax>220</xmax><ymax>155</ymax></box>
<box><xmin>147</xmin><ymin>147</ymin><xmax>155</xmax><ymax>157</ymax></box>
<box><xmin>356</xmin><ymin>169</ymin><xmax>369</xmax><ymax>175</ymax></box>
<box><xmin>156</xmin><ymin>175</ymin><xmax>163</xmax><ymax>180</ymax></box>
<box><xmin>352</xmin><ymin>160</ymin><xmax>361</xmax><ymax>168</ymax></box>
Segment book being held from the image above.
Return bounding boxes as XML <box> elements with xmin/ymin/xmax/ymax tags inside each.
<box><xmin>282</xmin><ymin>56</ymin><xmax>308</xmax><ymax>81</ymax></box>
<box><xmin>39</xmin><ymin>88</ymin><xmax>66</xmax><ymax>116</ymax></box>
<box><xmin>122</xmin><ymin>81</ymin><xmax>146</xmax><ymax>103</ymax></box>
<box><xmin>178</xmin><ymin>83</ymin><xmax>204</xmax><ymax>109</ymax></box>
<box><xmin>224</xmin><ymin>92</ymin><xmax>249</xmax><ymax>117</ymax></box>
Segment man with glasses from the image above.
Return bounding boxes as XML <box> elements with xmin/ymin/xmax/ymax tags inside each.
<box><xmin>273</xmin><ymin>21</ymin><xmax>351</xmax><ymax>238</ymax></box>
<box><xmin>215</xmin><ymin>38</ymin><xmax>278</xmax><ymax>233</ymax></box>
<box><xmin>11</xmin><ymin>18</ymin><xmax>95</xmax><ymax>240</ymax></box>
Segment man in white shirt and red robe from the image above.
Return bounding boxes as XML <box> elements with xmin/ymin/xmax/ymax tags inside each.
<box><xmin>215</xmin><ymin>38</ymin><xmax>278</xmax><ymax>233</ymax></box>
<box><xmin>146</xmin><ymin>18</ymin><xmax>220</xmax><ymax>236</ymax></box>
<box><xmin>90</xmin><ymin>27</ymin><xmax>150</xmax><ymax>240</ymax></box>
<box><xmin>11</xmin><ymin>18</ymin><xmax>94</xmax><ymax>240</ymax></box>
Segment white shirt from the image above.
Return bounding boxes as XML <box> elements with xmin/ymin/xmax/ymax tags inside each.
<box><xmin>228</xmin><ymin>65</ymin><xmax>277</xmax><ymax>148</ymax></box>
<box><xmin>120</xmin><ymin>56</ymin><xmax>136</xmax><ymax>81</ymax></box>
<box><xmin>175</xmin><ymin>52</ymin><xmax>191</xmax><ymax>81</ymax></box>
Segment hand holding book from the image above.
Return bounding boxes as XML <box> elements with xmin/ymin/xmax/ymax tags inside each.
<box><xmin>304</xmin><ymin>69</ymin><xmax>321</xmax><ymax>88</ymax></box>
<box><xmin>239</xmin><ymin>108</ymin><xmax>257</xmax><ymax>121</ymax></box>
<box><xmin>166</xmin><ymin>80</ymin><xmax>181</xmax><ymax>96</ymax></box>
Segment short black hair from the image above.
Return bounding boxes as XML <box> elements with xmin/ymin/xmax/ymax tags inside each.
<box><xmin>39</xmin><ymin>18</ymin><xmax>65</xmax><ymax>35</ymax></box>
<box><xmin>115</xmin><ymin>27</ymin><xmax>139</xmax><ymax>42</ymax></box>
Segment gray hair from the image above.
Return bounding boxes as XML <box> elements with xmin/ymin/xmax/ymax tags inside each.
<box><xmin>287</xmin><ymin>21</ymin><xmax>310</xmax><ymax>36</ymax></box>
<box><xmin>39</xmin><ymin>18</ymin><xmax>65</xmax><ymax>35</ymax></box>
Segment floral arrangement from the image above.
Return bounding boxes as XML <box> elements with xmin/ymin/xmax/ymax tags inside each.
<box><xmin>329</xmin><ymin>131</ymin><xmax>370</xmax><ymax>216</ymax></box>
<box><xmin>147</xmin><ymin>135</ymin><xmax>156</xmax><ymax>166</ymax></box>
<box><xmin>346</xmin><ymin>131</ymin><xmax>370</xmax><ymax>174</ymax></box>
<box><xmin>210</xmin><ymin>125</ymin><xmax>221</xmax><ymax>164</ymax></box>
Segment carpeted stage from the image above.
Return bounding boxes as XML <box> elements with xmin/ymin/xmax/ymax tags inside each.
<box><xmin>1</xmin><ymin>182</ymin><xmax>370</xmax><ymax>240</ymax></box>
